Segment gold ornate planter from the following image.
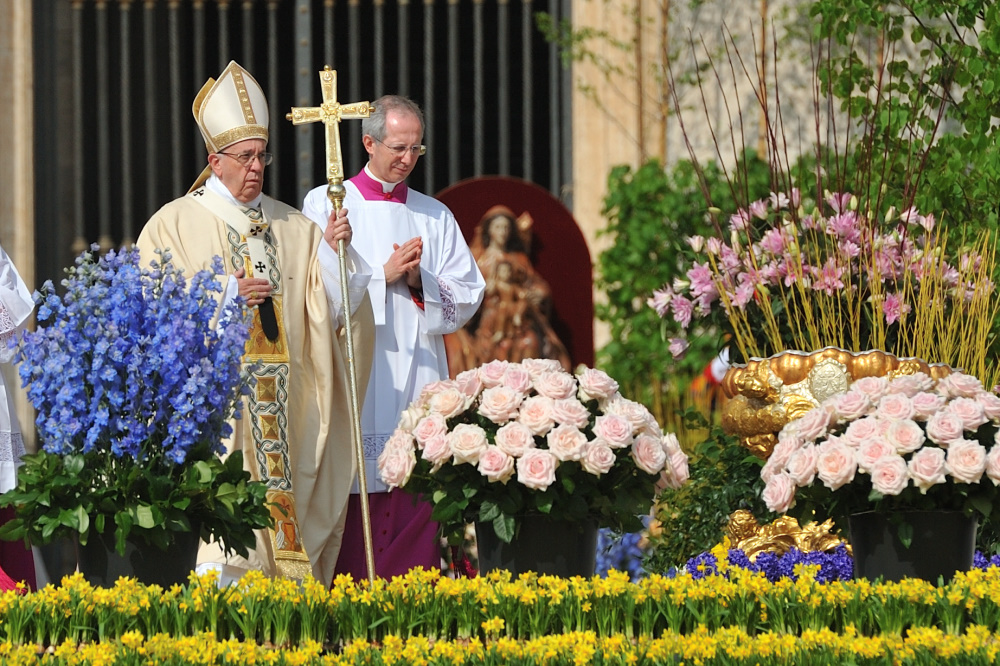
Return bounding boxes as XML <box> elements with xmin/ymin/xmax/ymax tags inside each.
<box><xmin>720</xmin><ymin>347</ymin><xmax>951</xmax><ymax>458</ymax></box>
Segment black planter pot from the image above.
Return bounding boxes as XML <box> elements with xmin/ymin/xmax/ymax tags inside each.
<box><xmin>476</xmin><ymin>515</ymin><xmax>598</xmax><ymax>577</ymax></box>
<box><xmin>77</xmin><ymin>528</ymin><xmax>200</xmax><ymax>588</ymax></box>
<box><xmin>848</xmin><ymin>510</ymin><xmax>977</xmax><ymax>584</ymax></box>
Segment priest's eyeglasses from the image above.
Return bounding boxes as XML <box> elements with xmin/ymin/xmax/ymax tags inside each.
<box><xmin>374</xmin><ymin>138</ymin><xmax>426</xmax><ymax>157</ymax></box>
<box><xmin>218</xmin><ymin>151</ymin><xmax>274</xmax><ymax>167</ymax></box>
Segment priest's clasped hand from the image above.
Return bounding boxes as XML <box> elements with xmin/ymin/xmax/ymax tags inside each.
<box><xmin>385</xmin><ymin>236</ymin><xmax>423</xmax><ymax>288</ymax></box>
<box><xmin>324</xmin><ymin>207</ymin><xmax>354</xmax><ymax>254</ymax></box>
<box><xmin>234</xmin><ymin>268</ymin><xmax>271</xmax><ymax>307</ymax></box>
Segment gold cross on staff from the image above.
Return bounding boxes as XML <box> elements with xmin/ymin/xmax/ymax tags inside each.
<box><xmin>286</xmin><ymin>66</ymin><xmax>373</xmax><ymax>207</ymax></box>
<box><xmin>285</xmin><ymin>67</ymin><xmax>377</xmax><ymax>583</ymax></box>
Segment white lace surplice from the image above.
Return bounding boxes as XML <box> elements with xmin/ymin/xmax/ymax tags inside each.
<box><xmin>0</xmin><ymin>244</ymin><xmax>34</xmax><ymax>493</ymax></box>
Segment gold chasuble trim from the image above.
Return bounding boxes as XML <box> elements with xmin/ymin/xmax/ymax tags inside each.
<box><xmin>225</xmin><ymin>220</ymin><xmax>312</xmax><ymax>580</ymax></box>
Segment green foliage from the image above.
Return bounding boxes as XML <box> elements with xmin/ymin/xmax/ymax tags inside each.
<box><xmin>0</xmin><ymin>445</ymin><xmax>272</xmax><ymax>559</ymax></box>
<box><xmin>595</xmin><ymin>154</ymin><xmax>772</xmax><ymax>424</ymax></box>
<box><xmin>810</xmin><ymin>0</ymin><xmax>1000</xmax><ymax>232</ymax></box>
<box><xmin>644</xmin><ymin>409</ymin><xmax>770</xmax><ymax>572</ymax></box>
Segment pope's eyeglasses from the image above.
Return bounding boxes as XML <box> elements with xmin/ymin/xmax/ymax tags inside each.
<box><xmin>217</xmin><ymin>151</ymin><xmax>274</xmax><ymax>167</ymax></box>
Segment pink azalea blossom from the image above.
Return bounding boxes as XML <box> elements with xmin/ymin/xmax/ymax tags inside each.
<box><xmin>671</xmin><ymin>295</ymin><xmax>694</xmax><ymax>328</ymax></box>
<box><xmin>811</xmin><ymin>257</ymin><xmax>846</xmax><ymax>296</ymax></box>
<box><xmin>686</xmin><ymin>235</ymin><xmax>705</xmax><ymax>252</ymax></box>
<box><xmin>882</xmin><ymin>292</ymin><xmax>911</xmax><ymax>325</ymax></box>
<box><xmin>769</xmin><ymin>191</ymin><xmax>790</xmax><ymax>210</ymax></box>
<box><xmin>759</xmin><ymin>228</ymin><xmax>787</xmax><ymax>256</ymax></box>
<box><xmin>668</xmin><ymin>338</ymin><xmax>689</xmax><ymax>359</ymax></box>
<box><xmin>729</xmin><ymin>209</ymin><xmax>751</xmax><ymax>232</ymax></box>
<box><xmin>749</xmin><ymin>199</ymin><xmax>769</xmax><ymax>219</ymax></box>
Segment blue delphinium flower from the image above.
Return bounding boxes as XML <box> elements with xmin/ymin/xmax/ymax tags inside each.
<box><xmin>595</xmin><ymin>528</ymin><xmax>646</xmax><ymax>581</ymax></box>
<box><xmin>15</xmin><ymin>246</ymin><xmax>250</xmax><ymax>466</ymax></box>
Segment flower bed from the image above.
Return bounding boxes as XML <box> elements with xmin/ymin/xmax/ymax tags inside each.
<box><xmin>3</xmin><ymin>628</ymin><xmax>1000</xmax><ymax>665</ymax></box>
<box><xmin>6</xmin><ymin>566</ymin><xmax>1000</xmax><ymax>653</ymax></box>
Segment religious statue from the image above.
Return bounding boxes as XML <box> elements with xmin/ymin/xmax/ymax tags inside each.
<box><xmin>447</xmin><ymin>205</ymin><xmax>572</xmax><ymax>374</ymax></box>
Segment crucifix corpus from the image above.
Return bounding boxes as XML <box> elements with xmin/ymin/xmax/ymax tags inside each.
<box><xmin>286</xmin><ymin>67</ymin><xmax>377</xmax><ymax>583</ymax></box>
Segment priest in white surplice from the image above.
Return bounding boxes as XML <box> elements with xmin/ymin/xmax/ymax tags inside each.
<box><xmin>137</xmin><ymin>61</ymin><xmax>375</xmax><ymax>587</ymax></box>
<box><xmin>303</xmin><ymin>95</ymin><xmax>485</xmax><ymax>579</ymax></box>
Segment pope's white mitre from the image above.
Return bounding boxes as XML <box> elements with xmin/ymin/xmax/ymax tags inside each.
<box><xmin>193</xmin><ymin>60</ymin><xmax>269</xmax><ymax>153</ymax></box>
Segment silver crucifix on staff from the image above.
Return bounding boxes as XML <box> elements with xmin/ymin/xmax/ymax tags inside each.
<box><xmin>286</xmin><ymin>67</ymin><xmax>377</xmax><ymax>583</ymax></box>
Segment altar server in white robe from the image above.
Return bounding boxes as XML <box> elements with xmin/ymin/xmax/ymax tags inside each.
<box><xmin>302</xmin><ymin>95</ymin><xmax>485</xmax><ymax>579</ymax></box>
<box><xmin>138</xmin><ymin>61</ymin><xmax>375</xmax><ymax>587</ymax></box>
<box><xmin>0</xmin><ymin>242</ymin><xmax>37</xmax><ymax>589</ymax></box>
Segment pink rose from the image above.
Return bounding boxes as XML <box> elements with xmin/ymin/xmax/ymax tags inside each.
<box><xmin>581</xmin><ymin>440</ymin><xmax>616</xmax><ymax>476</ymax></box>
<box><xmin>377</xmin><ymin>433</ymin><xmax>417</xmax><ymax>488</ymax></box>
<box><xmin>946</xmin><ymin>439</ymin><xmax>987</xmax><ymax>483</ymax></box>
<box><xmin>516</xmin><ymin>449</ymin><xmax>558</xmax><ymax>490</ymax></box>
<box><xmin>876</xmin><ymin>394</ymin><xmax>916</xmax><ymax>421</ymax></box>
<box><xmin>413</xmin><ymin>413</ymin><xmax>449</xmax><ymax>447</ymax></box>
<box><xmin>518</xmin><ymin>395</ymin><xmax>556</xmax><ymax>436</ymax></box>
<box><xmin>769</xmin><ymin>436</ymin><xmax>803</xmax><ymax>473</ymax></box>
<box><xmin>944</xmin><ymin>397</ymin><xmax>988</xmax><ymax>431</ymax></box>
<box><xmin>887</xmin><ymin>373</ymin><xmax>934</xmax><ymax>397</ymax></box>
<box><xmin>841</xmin><ymin>416</ymin><xmax>882</xmax><ymax>448</ymax></box>
<box><xmin>429</xmin><ymin>387</ymin><xmax>469</xmax><ymax>419</ymax></box>
<box><xmin>419</xmin><ymin>379</ymin><xmax>456</xmax><ymax>401</ymax></box>
<box><xmin>976</xmin><ymin>392</ymin><xmax>1000</xmax><ymax>420</ymax></box>
<box><xmin>908</xmin><ymin>447</ymin><xmax>947</xmax><ymax>492</ymax></box>
<box><xmin>501</xmin><ymin>365</ymin><xmax>533</xmax><ymax>394</ymax></box>
<box><xmin>793</xmin><ymin>406</ymin><xmax>832</xmax><ymax>442</ymax></box>
<box><xmin>479</xmin><ymin>359</ymin><xmax>510</xmax><ymax>388</ymax></box>
<box><xmin>856</xmin><ymin>437</ymin><xmax>895</xmax><ymax>473</ymax></box>
<box><xmin>494</xmin><ymin>421</ymin><xmax>536</xmax><ymax>457</ymax></box>
<box><xmin>831</xmin><ymin>390</ymin><xmax>872</xmax><ymax>422</ymax></box>
<box><xmin>884</xmin><ymin>419</ymin><xmax>926</xmax><ymax>454</ymax></box>
<box><xmin>577</xmin><ymin>368</ymin><xmax>620</xmax><ymax>402</ymax></box>
<box><xmin>546</xmin><ymin>424</ymin><xmax>588</xmax><ymax>461</ymax></box>
<box><xmin>606</xmin><ymin>397</ymin><xmax>655</xmax><ymax>432</ymax></box>
<box><xmin>870</xmin><ymin>455</ymin><xmax>909</xmax><ymax>496</ymax></box>
<box><xmin>925</xmin><ymin>411</ymin><xmax>966</xmax><ymax>447</ymax></box>
<box><xmin>521</xmin><ymin>358</ymin><xmax>564</xmax><ymax>381</ymax></box>
<box><xmin>421</xmin><ymin>434</ymin><xmax>452</xmax><ymax>469</ymax></box>
<box><xmin>851</xmin><ymin>376</ymin><xmax>890</xmax><ymax>402</ymax></box>
<box><xmin>911</xmin><ymin>391</ymin><xmax>947</xmax><ymax>419</ymax></box>
<box><xmin>396</xmin><ymin>405</ymin><xmax>425</xmax><ymax>433</ymax></box>
<box><xmin>477</xmin><ymin>445</ymin><xmax>516</xmax><ymax>482</ymax></box>
<box><xmin>551</xmin><ymin>398</ymin><xmax>591</xmax><ymax>429</ymax></box>
<box><xmin>785</xmin><ymin>445</ymin><xmax>818</xmax><ymax>486</ymax></box>
<box><xmin>448</xmin><ymin>423</ymin><xmax>489</xmax><ymax>464</ymax></box>
<box><xmin>478</xmin><ymin>386</ymin><xmax>524</xmax><ymax>424</ymax></box>
<box><xmin>665</xmin><ymin>449</ymin><xmax>689</xmax><ymax>488</ymax></box>
<box><xmin>985</xmin><ymin>446</ymin><xmax>1000</xmax><ymax>485</ymax></box>
<box><xmin>533</xmin><ymin>370</ymin><xmax>578</xmax><ymax>400</ymax></box>
<box><xmin>455</xmin><ymin>369</ymin><xmax>484</xmax><ymax>398</ymax></box>
<box><xmin>816</xmin><ymin>441</ymin><xmax>858</xmax><ymax>491</ymax></box>
<box><xmin>762</xmin><ymin>473</ymin><xmax>797</xmax><ymax>513</ymax></box>
<box><xmin>593</xmin><ymin>413</ymin><xmax>634</xmax><ymax>448</ymax></box>
<box><xmin>631</xmin><ymin>433</ymin><xmax>667</xmax><ymax>474</ymax></box>
<box><xmin>661</xmin><ymin>433</ymin><xmax>683</xmax><ymax>457</ymax></box>
<box><xmin>938</xmin><ymin>372</ymin><xmax>985</xmax><ymax>398</ymax></box>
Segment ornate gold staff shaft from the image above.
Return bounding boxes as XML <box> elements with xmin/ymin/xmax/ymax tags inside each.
<box><xmin>287</xmin><ymin>67</ymin><xmax>377</xmax><ymax>583</ymax></box>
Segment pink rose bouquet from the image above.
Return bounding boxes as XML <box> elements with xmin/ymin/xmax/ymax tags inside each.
<box><xmin>377</xmin><ymin>359</ymin><xmax>688</xmax><ymax>544</ymax></box>
<box><xmin>761</xmin><ymin>370</ymin><xmax>1000</xmax><ymax>531</ymax></box>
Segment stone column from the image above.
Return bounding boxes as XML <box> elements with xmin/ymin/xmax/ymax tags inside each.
<box><xmin>0</xmin><ymin>0</ymin><xmax>35</xmax><ymax>451</ymax></box>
